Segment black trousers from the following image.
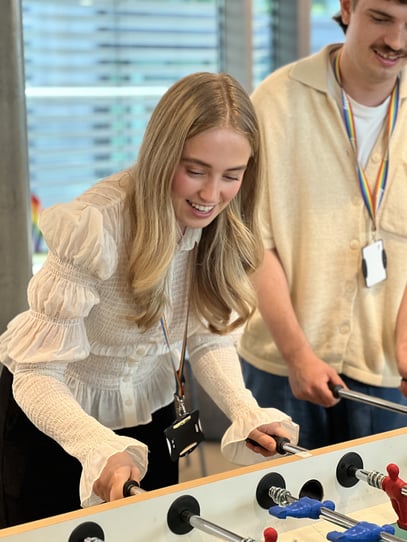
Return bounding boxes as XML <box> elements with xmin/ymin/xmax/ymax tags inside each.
<box><xmin>0</xmin><ymin>367</ymin><xmax>178</xmax><ymax>528</ymax></box>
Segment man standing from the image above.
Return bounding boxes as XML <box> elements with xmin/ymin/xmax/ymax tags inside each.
<box><xmin>239</xmin><ymin>0</ymin><xmax>407</xmax><ymax>450</ymax></box>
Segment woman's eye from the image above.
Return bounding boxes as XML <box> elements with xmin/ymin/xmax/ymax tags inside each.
<box><xmin>224</xmin><ymin>175</ymin><xmax>239</xmax><ymax>181</ymax></box>
<box><xmin>187</xmin><ymin>169</ymin><xmax>203</xmax><ymax>176</ymax></box>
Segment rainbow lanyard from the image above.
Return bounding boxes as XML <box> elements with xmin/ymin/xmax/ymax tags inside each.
<box><xmin>333</xmin><ymin>51</ymin><xmax>400</xmax><ymax>233</ymax></box>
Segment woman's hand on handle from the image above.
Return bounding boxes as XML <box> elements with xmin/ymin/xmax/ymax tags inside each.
<box><xmin>245</xmin><ymin>422</ymin><xmax>292</xmax><ymax>458</ymax></box>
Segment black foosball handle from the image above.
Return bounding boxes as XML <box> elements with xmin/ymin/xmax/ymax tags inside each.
<box><xmin>123</xmin><ymin>479</ymin><xmax>146</xmax><ymax>497</ymax></box>
<box><xmin>167</xmin><ymin>494</ymin><xmax>258</xmax><ymax>541</ymax></box>
<box><xmin>68</xmin><ymin>521</ymin><xmax>104</xmax><ymax>542</ymax></box>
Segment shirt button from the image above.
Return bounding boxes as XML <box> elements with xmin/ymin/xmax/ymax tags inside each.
<box><xmin>350</xmin><ymin>240</ymin><xmax>360</xmax><ymax>250</ymax></box>
<box><xmin>339</xmin><ymin>322</ymin><xmax>351</xmax><ymax>334</ymax></box>
<box><xmin>371</xmin><ymin>153</ymin><xmax>381</xmax><ymax>163</ymax></box>
<box><xmin>345</xmin><ymin>282</ymin><xmax>355</xmax><ymax>294</ymax></box>
<box><xmin>136</xmin><ymin>346</ymin><xmax>146</xmax><ymax>356</ymax></box>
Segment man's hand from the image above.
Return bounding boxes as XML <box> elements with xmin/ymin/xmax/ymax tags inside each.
<box><xmin>287</xmin><ymin>350</ymin><xmax>345</xmax><ymax>407</ymax></box>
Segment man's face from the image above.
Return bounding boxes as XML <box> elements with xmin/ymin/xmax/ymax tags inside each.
<box><xmin>341</xmin><ymin>0</ymin><xmax>407</xmax><ymax>84</ymax></box>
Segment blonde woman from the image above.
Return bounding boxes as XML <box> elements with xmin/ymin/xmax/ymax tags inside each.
<box><xmin>0</xmin><ymin>72</ymin><xmax>298</xmax><ymax>527</ymax></box>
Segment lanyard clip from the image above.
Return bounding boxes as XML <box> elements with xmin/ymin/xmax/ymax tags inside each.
<box><xmin>174</xmin><ymin>394</ymin><xmax>187</xmax><ymax>418</ymax></box>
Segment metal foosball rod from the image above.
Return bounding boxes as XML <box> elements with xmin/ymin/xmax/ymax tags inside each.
<box><xmin>167</xmin><ymin>494</ymin><xmax>268</xmax><ymax>542</ymax></box>
<box><xmin>347</xmin><ymin>464</ymin><xmax>407</xmax><ymax>497</ymax></box>
<box><xmin>186</xmin><ymin>514</ymin><xmax>258</xmax><ymax>542</ymax></box>
<box><xmin>336</xmin><ymin>454</ymin><xmax>407</xmax><ymax>530</ymax></box>
<box><xmin>330</xmin><ymin>384</ymin><xmax>407</xmax><ymax>415</ymax></box>
<box><xmin>267</xmin><ymin>486</ymin><xmax>405</xmax><ymax>542</ymax></box>
<box><xmin>246</xmin><ymin>435</ymin><xmax>310</xmax><ymax>457</ymax></box>
<box><xmin>249</xmin><ymin>386</ymin><xmax>406</xmax><ymax>461</ymax></box>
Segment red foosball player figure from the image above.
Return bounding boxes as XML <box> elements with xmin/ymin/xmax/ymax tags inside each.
<box><xmin>382</xmin><ymin>463</ymin><xmax>407</xmax><ymax>530</ymax></box>
<box><xmin>263</xmin><ymin>527</ymin><xmax>278</xmax><ymax>542</ymax></box>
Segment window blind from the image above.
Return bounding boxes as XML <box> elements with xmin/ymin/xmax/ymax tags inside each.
<box><xmin>311</xmin><ymin>0</ymin><xmax>344</xmax><ymax>53</ymax></box>
<box><xmin>22</xmin><ymin>0</ymin><xmax>219</xmax><ymax>210</ymax></box>
<box><xmin>252</xmin><ymin>0</ymin><xmax>272</xmax><ymax>87</ymax></box>
<box><xmin>269</xmin><ymin>0</ymin><xmax>311</xmax><ymax>70</ymax></box>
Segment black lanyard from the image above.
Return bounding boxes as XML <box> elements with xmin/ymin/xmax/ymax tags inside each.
<box><xmin>160</xmin><ymin>244</ymin><xmax>197</xmax><ymax>417</ymax></box>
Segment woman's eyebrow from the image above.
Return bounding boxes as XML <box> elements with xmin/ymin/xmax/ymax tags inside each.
<box><xmin>181</xmin><ymin>157</ymin><xmax>247</xmax><ymax>171</ymax></box>
<box><xmin>181</xmin><ymin>157</ymin><xmax>210</xmax><ymax>167</ymax></box>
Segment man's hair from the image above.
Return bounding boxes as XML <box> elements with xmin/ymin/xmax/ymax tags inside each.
<box><xmin>332</xmin><ymin>10</ymin><xmax>348</xmax><ymax>33</ymax></box>
<box><xmin>333</xmin><ymin>0</ymin><xmax>407</xmax><ymax>34</ymax></box>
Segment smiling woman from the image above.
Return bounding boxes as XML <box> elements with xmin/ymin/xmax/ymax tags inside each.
<box><xmin>0</xmin><ymin>71</ymin><xmax>299</xmax><ymax>528</ymax></box>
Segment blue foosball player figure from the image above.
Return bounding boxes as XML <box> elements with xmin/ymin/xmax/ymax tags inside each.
<box><xmin>327</xmin><ymin>521</ymin><xmax>395</xmax><ymax>541</ymax></box>
<box><xmin>269</xmin><ymin>496</ymin><xmax>335</xmax><ymax>519</ymax></box>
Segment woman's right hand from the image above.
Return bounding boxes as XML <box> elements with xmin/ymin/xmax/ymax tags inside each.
<box><xmin>93</xmin><ymin>451</ymin><xmax>142</xmax><ymax>502</ymax></box>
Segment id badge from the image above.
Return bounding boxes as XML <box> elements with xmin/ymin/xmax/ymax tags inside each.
<box><xmin>164</xmin><ymin>409</ymin><xmax>205</xmax><ymax>462</ymax></box>
<box><xmin>361</xmin><ymin>239</ymin><xmax>387</xmax><ymax>288</ymax></box>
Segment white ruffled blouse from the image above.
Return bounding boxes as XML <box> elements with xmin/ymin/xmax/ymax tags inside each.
<box><xmin>0</xmin><ymin>171</ymin><xmax>298</xmax><ymax>507</ymax></box>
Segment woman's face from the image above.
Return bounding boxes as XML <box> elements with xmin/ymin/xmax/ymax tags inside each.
<box><xmin>171</xmin><ymin>126</ymin><xmax>252</xmax><ymax>231</ymax></box>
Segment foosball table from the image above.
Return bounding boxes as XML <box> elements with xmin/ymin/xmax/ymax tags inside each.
<box><xmin>0</xmin><ymin>426</ymin><xmax>406</xmax><ymax>541</ymax></box>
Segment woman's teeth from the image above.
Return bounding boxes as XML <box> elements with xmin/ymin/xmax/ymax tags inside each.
<box><xmin>191</xmin><ymin>202</ymin><xmax>214</xmax><ymax>212</ymax></box>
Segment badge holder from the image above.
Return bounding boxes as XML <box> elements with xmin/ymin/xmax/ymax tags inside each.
<box><xmin>361</xmin><ymin>239</ymin><xmax>387</xmax><ymax>288</ymax></box>
<box><xmin>165</xmin><ymin>395</ymin><xmax>205</xmax><ymax>462</ymax></box>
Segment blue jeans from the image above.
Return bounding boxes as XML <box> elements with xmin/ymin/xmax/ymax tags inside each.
<box><xmin>240</xmin><ymin>358</ymin><xmax>407</xmax><ymax>450</ymax></box>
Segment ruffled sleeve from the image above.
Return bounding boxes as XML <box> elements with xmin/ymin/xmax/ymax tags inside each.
<box><xmin>40</xmin><ymin>202</ymin><xmax>118</xmax><ymax>281</ymax></box>
<box><xmin>12</xmin><ymin>364</ymin><xmax>148</xmax><ymax>508</ymax></box>
<box><xmin>220</xmin><ymin>408</ymin><xmax>299</xmax><ymax>465</ymax></box>
<box><xmin>187</xmin><ymin>333</ymin><xmax>299</xmax><ymax>465</ymax></box>
<box><xmin>0</xmin><ymin>200</ymin><xmax>118</xmax><ymax>367</ymax></box>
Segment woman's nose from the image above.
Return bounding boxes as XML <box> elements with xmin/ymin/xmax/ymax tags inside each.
<box><xmin>199</xmin><ymin>177</ymin><xmax>219</xmax><ymax>201</ymax></box>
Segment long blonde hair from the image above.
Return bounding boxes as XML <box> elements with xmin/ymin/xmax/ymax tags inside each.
<box><xmin>126</xmin><ymin>71</ymin><xmax>264</xmax><ymax>333</ymax></box>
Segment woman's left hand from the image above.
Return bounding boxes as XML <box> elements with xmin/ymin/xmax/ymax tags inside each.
<box><xmin>245</xmin><ymin>422</ymin><xmax>292</xmax><ymax>457</ymax></box>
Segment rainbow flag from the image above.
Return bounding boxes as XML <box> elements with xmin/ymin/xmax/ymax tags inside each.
<box><xmin>31</xmin><ymin>194</ymin><xmax>44</xmax><ymax>253</ymax></box>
